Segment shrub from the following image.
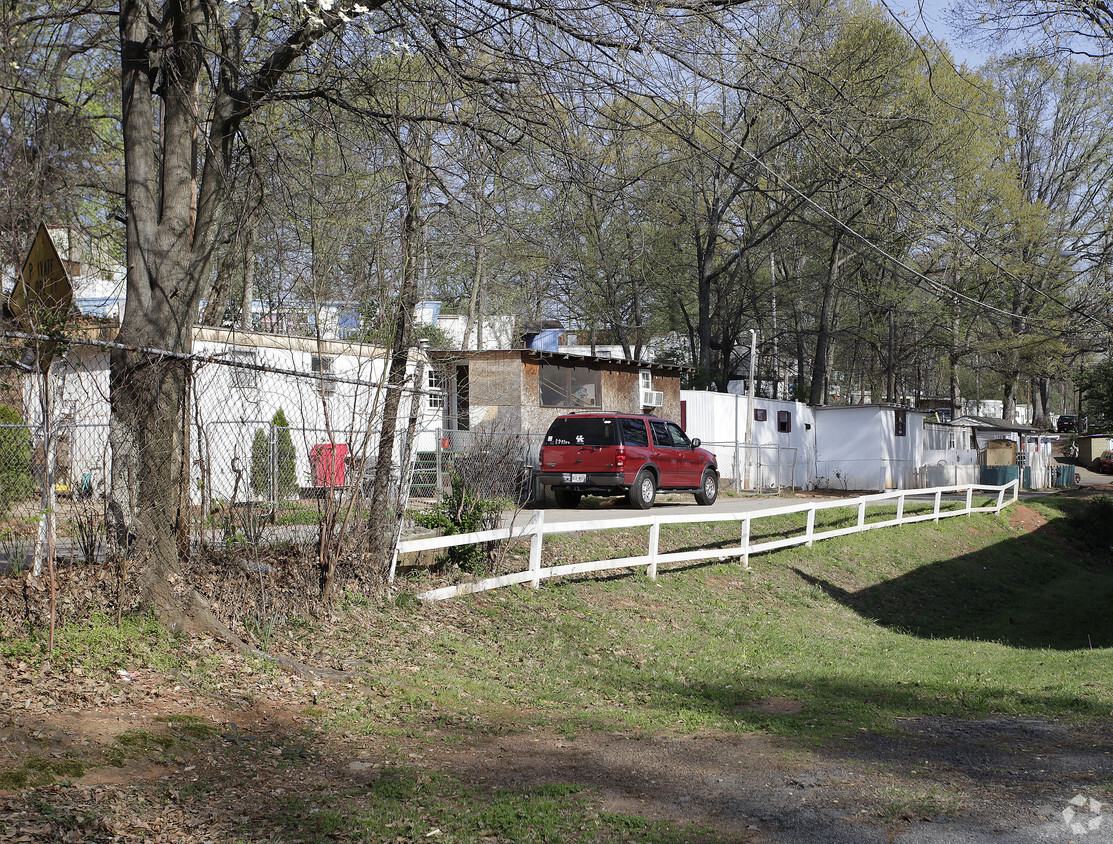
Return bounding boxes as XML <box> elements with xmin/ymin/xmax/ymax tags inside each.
<box><xmin>0</xmin><ymin>404</ymin><xmax>34</xmax><ymax>511</ymax></box>
<box><xmin>272</xmin><ymin>408</ymin><xmax>298</xmax><ymax>497</ymax></box>
<box><xmin>1068</xmin><ymin>495</ymin><xmax>1113</xmax><ymax>549</ymax></box>
<box><xmin>413</xmin><ymin>475</ymin><xmax>507</xmax><ymax>573</ymax></box>
<box><xmin>250</xmin><ymin>427</ymin><xmax>270</xmax><ymax>496</ymax></box>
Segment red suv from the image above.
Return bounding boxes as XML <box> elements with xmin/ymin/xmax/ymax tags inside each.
<box><xmin>537</xmin><ymin>413</ymin><xmax>719</xmax><ymax>509</ymax></box>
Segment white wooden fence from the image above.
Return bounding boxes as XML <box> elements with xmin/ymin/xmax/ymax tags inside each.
<box><xmin>399</xmin><ymin>481</ymin><xmax>1020</xmax><ymax>602</ymax></box>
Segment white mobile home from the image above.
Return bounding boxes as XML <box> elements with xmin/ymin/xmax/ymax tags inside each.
<box><xmin>25</xmin><ymin>326</ymin><xmax>439</xmax><ymax>503</ymax></box>
<box><xmin>680</xmin><ymin>391</ymin><xmax>814</xmax><ymax>489</ymax></box>
<box><xmin>812</xmin><ymin>404</ymin><xmax>926</xmax><ymax>491</ymax></box>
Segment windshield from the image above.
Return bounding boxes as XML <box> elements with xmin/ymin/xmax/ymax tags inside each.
<box><xmin>544</xmin><ymin>417</ymin><xmax>617</xmax><ymax>447</ymax></box>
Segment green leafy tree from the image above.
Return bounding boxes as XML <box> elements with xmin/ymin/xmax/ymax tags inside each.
<box><xmin>1076</xmin><ymin>359</ymin><xmax>1113</xmax><ymax>423</ymax></box>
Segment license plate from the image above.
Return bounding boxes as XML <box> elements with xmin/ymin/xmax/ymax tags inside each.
<box><xmin>563</xmin><ymin>473</ymin><xmax>587</xmax><ymax>483</ymax></box>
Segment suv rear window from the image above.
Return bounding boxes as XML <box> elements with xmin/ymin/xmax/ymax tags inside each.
<box><xmin>545</xmin><ymin>417</ymin><xmax>617</xmax><ymax>446</ymax></box>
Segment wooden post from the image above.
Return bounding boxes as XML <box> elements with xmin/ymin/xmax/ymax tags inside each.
<box><xmin>805</xmin><ymin>507</ymin><xmax>816</xmax><ymax>547</ymax></box>
<box><xmin>740</xmin><ymin>516</ymin><xmax>751</xmax><ymax>570</ymax></box>
<box><xmin>896</xmin><ymin>493</ymin><xmax>905</xmax><ymax>524</ymax></box>
<box><xmin>933</xmin><ymin>490</ymin><xmax>942</xmax><ymax>523</ymax></box>
<box><xmin>647</xmin><ymin>521</ymin><xmax>660</xmax><ymax>580</ymax></box>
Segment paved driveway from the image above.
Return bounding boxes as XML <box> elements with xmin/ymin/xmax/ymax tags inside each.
<box><xmin>508</xmin><ymin>491</ymin><xmax>814</xmax><ymax>527</ymax></box>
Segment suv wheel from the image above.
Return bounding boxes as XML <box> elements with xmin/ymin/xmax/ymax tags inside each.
<box><xmin>554</xmin><ymin>488</ymin><xmax>582</xmax><ymax>508</ymax></box>
<box><xmin>628</xmin><ymin>470</ymin><xmax>656</xmax><ymax>509</ymax></box>
<box><xmin>695</xmin><ymin>469</ymin><xmax>718</xmax><ymax>505</ymax></box>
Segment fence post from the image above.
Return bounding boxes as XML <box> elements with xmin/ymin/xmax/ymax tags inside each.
<box><xmin>435</xmin><ymin>428</ymin><xmax>442</xmax><ymax>504</ymax></box>
<box><xmin>896</xmin><ymin>492</ymin><xmax>905</xmax><ymax>524</ymax></box>
<box><xmin>933</xmin><ymin>490</ymin><xmax>941</xmax><ymax>523</ymax></box>
<box><xmin>806</xmin><ymin>506</ymin><xmax>816</xmax><ymax>547</ymax></box>
<box><xmin>965</xmin><ymin>486</ymin><xmax>973</xmax><ymax>515</ymax></box>
<box><xmin>529</xmin><ymin>509</ymin><xmax>544</xmax><ymax>589</ymax></box>
<box><xmin>740</xmin><ymin>515</ymin><xmax>751</xmax><ymax>570</ymax></box>
<box><xmin>858</xmin><ymin>500</ymin><xmax>866</xmax><ymax>529</ymax></box>
<box><xmin>732</xmin><ymin>442</ymin><xmax>741</xmax><ymax>493</ymax></box>
<box><xmin>647</xmin><ymin>520</ymin><xmax>660</xmax><ymax>580</ymax></box>
<box><xmin>995</xmin><ymin>485</ymin><xmax>1005</xmax><ymax>511</ymax></box>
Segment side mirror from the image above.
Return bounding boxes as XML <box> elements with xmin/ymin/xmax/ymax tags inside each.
<box><xmin>691</xmin><ymin>438</ymin><xmax>701</xmax><ymax>448</ymax></box>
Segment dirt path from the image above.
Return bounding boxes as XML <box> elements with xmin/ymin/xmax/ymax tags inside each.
<box><xmin>4</xmin><ymin>648</ymin><xmax>1112</xmax><ymax>843</ymax></box>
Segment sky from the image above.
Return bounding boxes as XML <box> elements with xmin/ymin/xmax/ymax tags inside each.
<box><xmin>881</xmin><ymin>0</ymin><xmax>991</xmax><ymax>67</ymax></box>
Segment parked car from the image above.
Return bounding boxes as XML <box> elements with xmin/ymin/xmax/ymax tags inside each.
<box><xmin>1099</xmin><ymin>450</ymin><xmax>1113</xmax><ymax>474</ymax></box>
<box><xmin>1057</xmin><ymin>414</ymin><xmax>1079</xmax><ymax>433</ymax></box>
<box><xmin>537</xmin><ymin>413</ymin><xmax>719</xmax><ymax>509</ymax></box>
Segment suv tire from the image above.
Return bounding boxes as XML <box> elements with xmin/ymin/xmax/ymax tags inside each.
<box><xmin>628</xmin><ymin>470</ymin><xmax>656</xmax><ymax>509</ymax></box>
<box><xmin>554</xmin><ymin>488</ymin><xmax>582</xmax><ymax>508</ymax></box>
<box><xmin>695</xmin><ymin>469</ymin><xmax>718</xmax><ymax>506</ymax></box>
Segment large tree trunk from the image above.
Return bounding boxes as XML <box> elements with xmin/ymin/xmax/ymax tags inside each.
<box><xmin>1031</xmin><ymin>376</ymin><xmax>1052</xmax><ymax>429</ymax></box>
<box><xmin>108</xmin><ymin>350</ymin><xmax>199</xmax><ymax>624</ymax></box>
<box><xmin>1003</xmin><ymin>380</ymin><xmax>1017</xmax><ymax>423</ymax></box>
<box><xmin>115</xmin><ymin>0</ymin><xmax>230</xmax><ymax>632</ymax></box>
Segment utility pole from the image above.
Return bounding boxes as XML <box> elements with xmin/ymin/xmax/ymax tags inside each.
<box><xmin>770</xmin><ymin>252</ymin><xmax>779</xmax><ymax>399</ymax></box>
<box><xmin>887</xmin><ymin>309</ymin><xmax>895</xmax><ymax>403</ymax></box>
<box><xmin>745</xmin><ymin>329</ymin><xmax>757</xmax><ymax>490</ymax></box>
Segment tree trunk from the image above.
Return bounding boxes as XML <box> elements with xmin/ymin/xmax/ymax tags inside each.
<box><xmin>366</xmin><ymin>128</ymin><xmax>425</xmax><ymax>580</ymax></box>
<box><xmin>1031</xmin><ymin>376</ymin><xmax>1052</xmax><ymax>429</ymax></box>
<box><xmin>108</xmin><ymin>351</ymin><xmax>194</xmax><ymax>620</ymax></box>
<box><xmin>808</xmin><ymin>236</ymin><xmax>842</xmax><ymax>406</ymax></box>
<box><xmin>1003</xmin><ymin>380</ymin><xmax>1017</xmax><ymax>423</ymax></box>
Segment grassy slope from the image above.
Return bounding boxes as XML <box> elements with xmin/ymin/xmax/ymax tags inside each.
<box><xmin>310</xmin><ymin>495</ymin><xmax>1113</xmax><ymax>748</ymax></box>
<box><xmin>5</xmin><ymin>494</ymin><xmax>1113</xmax><ymax>842</ymax></box>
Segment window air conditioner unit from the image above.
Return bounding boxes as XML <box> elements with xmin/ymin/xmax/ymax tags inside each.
<box><xmin>641</xmin><ymin>389</ymin><xmax>664</xmax><ymax>408</ymax></box>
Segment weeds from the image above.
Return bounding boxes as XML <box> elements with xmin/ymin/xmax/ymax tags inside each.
<box><xmin>238</xmin><ymin>505</ymin><xmax>269</xmax><ymax>550</ymax></box>
<box><xmin>74</xmin><ymin>512</ymin><xmax>102</xmax><ymax>564</ymax></box>
<box><xmin>248</xmin><ymin>609</ymin><xmax>284</xmax><ymax>651</ymax></box>
<box><xmin>0</xmin><ymin>529</ymin><xmax>31</xmax><ymax>573</ymax></box>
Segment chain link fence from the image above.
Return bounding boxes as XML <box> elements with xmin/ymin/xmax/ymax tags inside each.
<box><xmin>698</xmin><ymin>441</ymin><xmax>800</xmax><ymax>493</ymax></box>
<box><xmin>424</xmin><ymin>429</ymin><xmax>542</xmax><ymax>506</ymax></box>
<box><xmin>0</xmin><ymin>330</ymin><xmax>446</xmax><ymax>586</ymax></box>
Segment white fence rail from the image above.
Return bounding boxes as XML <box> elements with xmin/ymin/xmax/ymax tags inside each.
<box><xmin>402</xmin><ymin>481</ymin><xmax>1021</xmax><ymax>602</ymax></box>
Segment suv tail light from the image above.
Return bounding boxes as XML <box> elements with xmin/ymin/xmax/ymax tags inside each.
<box><xmin>615</xmin><ymin>445</ymin><xmax>626</xmax><ymax>469</ymax></box>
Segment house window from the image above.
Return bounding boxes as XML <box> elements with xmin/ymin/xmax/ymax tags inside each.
<box><xmin>895</xmin><ymin>408</ymin><xmax>907</xmax><ymax>437</ymax></box>
<box><xmin>777</xmin><ymin>410</ymin><xmax>792</xmax><ymax>433</ymax></box>
<box><xmin>639</xmin><ymin>370</ymin><xmax>653</xmax><ymax>392</ymax></box>
<box><xmin>311</xmin><ymin>354</ymin><xmax>337</xmax><ymax>394</ymax></box>
<box><xmin>540</xmin><ymin>361</ymin><xmax>600</xmax><ymax>407</ymax></box>
<box><xmin>754</xmin><ymin>408</ymin><xmax>767</xmax><ymax>422</ymax></box>
<box><xmin>229</xmin><ymin>350</ymin><xmax>258</xmax><ymax>389</ymax></box>
<box><xmin>426</xmin><ymin>368</ymin><xmax>444</xmax><ymax>409</ymax></box>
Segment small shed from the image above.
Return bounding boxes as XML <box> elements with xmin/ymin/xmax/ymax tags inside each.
<box><xmin>953</xmin><ymin>415</ymin><xmax>1059</xmax><ymax>488</ymax></box>
<box><xmin>1077</xmin><ymin>434</ymin><xmax>1113</xmax><ymax>471</ymax></box>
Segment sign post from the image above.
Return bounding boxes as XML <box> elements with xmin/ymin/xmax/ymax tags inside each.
<box><xmin>6</xmin><ymin>225</ymin><xmax>73</xmax><ymax>597</ymax></box>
